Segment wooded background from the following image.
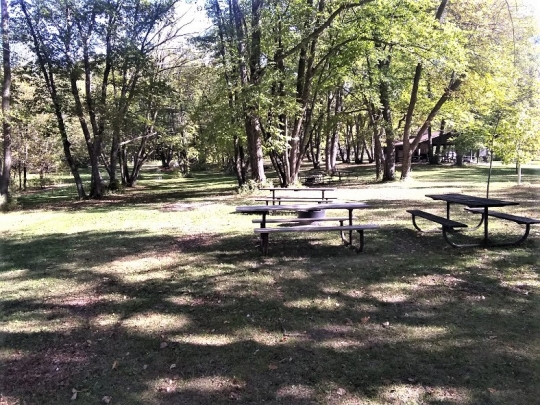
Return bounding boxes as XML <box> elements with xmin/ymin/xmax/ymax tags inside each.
<box><xmin>1</xmin><ymin>0</ymin><xmax>539</xmax><ymax>203</ymax></box>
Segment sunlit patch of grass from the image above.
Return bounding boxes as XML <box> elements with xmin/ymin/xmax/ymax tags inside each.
<box><xmin>379</xmin><ymin>383</ymin><xmax>473</xmax><ymax>404</ymax></box>
<box><xmin>122</xmin><ymin>312</ymin><xmax>191</xmax><ymax>334</ymax></box>
<box><xmin>90</xmin><ymin>313</ymin><xmax>123</xmax><ymax>328</ymax></box>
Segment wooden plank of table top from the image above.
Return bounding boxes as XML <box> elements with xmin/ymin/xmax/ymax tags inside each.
<box><xmin>236</xmin><ymin>202</ymin><xmax>369</xmax><ymax>213</ymax></box>
<box><xmin>426</xmin><ymin>193</ymin><xmax>519</xmax><ymax>207</ymax></box>
<box><xmin>259</xmin><ymin>187</ymin><xmax>334</xmax><ymax>191</ymax></box>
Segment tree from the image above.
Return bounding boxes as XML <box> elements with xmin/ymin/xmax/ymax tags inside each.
<box><xmin>15</xmin><ymin>0</ymin><xmax>182</xmax><ymax>198</ymax></box>
<box><xmin>205</xmin><ymin>0</ymin><xmax>376</xmax><ymax>187</ymax></box>
<box><xmin>494</xmin><ymin>107</ymin><xmax>540</xmax><ymax>184</ymax></box>
<box><xmin>0</xmin><ymin>0</ymin><xmax>11</xmax><ymax>207</ymax></box>
<box><xmin>442</xmin><ymin>0</ymin><xmax>540</xmax><ymax>180</ymax></box>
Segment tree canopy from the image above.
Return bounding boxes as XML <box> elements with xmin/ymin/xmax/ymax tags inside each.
<box><xmin>0</xmin><ymin>0</ymin><xmax>538</xmax><ymax>200</ymax></box>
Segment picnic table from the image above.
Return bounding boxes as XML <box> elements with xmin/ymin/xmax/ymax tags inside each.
<box><xmin>256</xmin><ymin>187</ymin><xmax>335</xmax><ymax>205</ymax></box>
<box><xmin>408</xmin><ymin>193</ymin><xmax>539</xmax><ymax>247</ymax></box>
<box><xmin>236</xmin><ymin>202</ymin><xmax>378</xmax><ymax>255</ymax></box>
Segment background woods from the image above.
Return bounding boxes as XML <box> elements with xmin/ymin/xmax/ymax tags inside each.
<box><xmin>0</xmin><ymin>0</ymin><xmax>539</xmax><ymax>201</ymax></box>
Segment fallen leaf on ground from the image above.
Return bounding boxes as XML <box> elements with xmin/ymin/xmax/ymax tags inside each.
<box><xmin>160</xmin><ymin>342</ymin><xmax>168</xmax><ymax>349</ymax></box>
<box><xmin>170</xmin><ymin>364</ymin><xmax>176</xmax><ymax>369</ymax></box>
<box><xmin>102</xmin><ymin>396</ymin><xmax>111</xmax><ymax>404</ymax></box>
<box><xmin>112</xmin><ymin>361</ymin><xmax>118</xmax><ymax>370</ymax></box>
<box><xmin>336</xmin><ymin>388</ymin><xmax>347</xmax><ymax>396</ymax></box>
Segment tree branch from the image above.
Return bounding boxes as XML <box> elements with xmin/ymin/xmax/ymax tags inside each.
<box><xmin>277</xmin><ymin>0</ymin><xmax>376</xmax><ymax>62</ymax></box>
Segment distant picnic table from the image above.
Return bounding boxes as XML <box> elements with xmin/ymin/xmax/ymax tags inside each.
<box><xmin>255</xmin><ymin>187</ymin><xmax>335</xmax><ymax>205</ymax></box>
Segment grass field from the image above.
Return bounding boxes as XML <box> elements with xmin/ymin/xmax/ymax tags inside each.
<box><xmin>1</xmin><ymin>162</ymin><xmax>539</xmax><ymax>405</ymax></box>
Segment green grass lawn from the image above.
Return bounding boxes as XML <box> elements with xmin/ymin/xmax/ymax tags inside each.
<box><xmin>1</xmin><ymin>162</ymin><xmax>539</xmax><ymax>404</ymax></box>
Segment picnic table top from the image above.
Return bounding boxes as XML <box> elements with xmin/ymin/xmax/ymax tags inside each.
<box><xmin>253</xmin><ymin>197</ymin><xmax>336</xmax><ymax>201</ymax></box>
<box><xmin>260</xmin><ymin>187</ymin><xmax>334</xmax><ymax>192</ymax></box>
<box><xmin>236</xmin><ymin>202</ymin><xmax>369</xmax><ymax>213</ymax></box>
<box><xmin>426</xmin><ymin>193</ymin><xmax>519</xmax><ymax>208</ymax></box>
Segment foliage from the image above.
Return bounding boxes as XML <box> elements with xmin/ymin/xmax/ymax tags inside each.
<box><xmin>494</xmin><ymin>107</ymin><xmax>540</xmax><ymax>165</ymax></box>
<box><xmin>236</xmin><ymin>178</ymin><xmax>274</xmax><ymax>195</ymax></box>
<box><xmin>4</xmin><ymin>0</ymin><xmax>540</xmax><ymax>195</ymax></box>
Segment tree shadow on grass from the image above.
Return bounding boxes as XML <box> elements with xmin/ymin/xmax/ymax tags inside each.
<box><xmin>1</xmin><ymin>227</ymin><xmax>539</xmax><ymax>404</ymax></box>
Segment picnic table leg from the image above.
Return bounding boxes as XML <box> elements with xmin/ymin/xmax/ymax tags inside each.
<box><xmin>259</xmin><ymin>212</ymin><xmax>269</xmax><ymax>254</ymax></box>
<box><xmin>260</xmin><ymin>233</ymin><xmax>269</xmax><ymax>255</ymax></box>
<box><xmin>483</xmin><ymin>207</ymin><xmax>489</xmax><ymax>245</ymax></box>
<box><xmin>338</xmin><ymin>220</ymin><xmax>348</xmax><ymax>244</ymax></box>
<box><xmin>355</xmin><ymin>230</ymin><xmax>365</xmax><ymax>252</ymax></box>
<box><xmin>339</xmin><ymin>209</ymin><xmax>353</xmax><ymax>246</ymax></box>
<box><xmin>410</xmin><ymin>214</ymin><xmax>425</xmax><ymax>232</ymax></box>
<box><xmin>504</xmin><ymin>224</ymin><xmax>532</xmax><ymax>246</ymax></box>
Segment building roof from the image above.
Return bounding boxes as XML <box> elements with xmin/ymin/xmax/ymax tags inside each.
<box><xmin>394</xmin><ymin>131</ymin><xmax>456</xmax><ymax>146</ymax></box>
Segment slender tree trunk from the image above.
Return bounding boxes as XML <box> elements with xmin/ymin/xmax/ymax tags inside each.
<box><xmin>312</xmin><ymin>123</ymin><xmax>322</xmax><ymax>168</ymax></box>
<box><xmin>427</xmin><ymin>126</ymin><xmax>434</xmax><ymax>163</ymax></box>
<box><xmin>377</xmin><ymin>56</ymin><xmax>397</xmax><ymax>181</ymax></box>
<box><xmin>327</xmin><ymin>86</ymin><xmax>342</xmax><ymax>173</ymax></box>
<box><xmin>230</xmin><ymin>0</ymin><xmax>266</xmax><ymax>183</ymax></box>
<box><xmin>401</xmin><ymin>74</ymin><xmax>463</xmax><ymax>179</ymax></box>
<box><xmin>0</xmin><ymin>0</ymin><xmax>11</xmax><ymax>204</ymax></box>
<box><xmin>401</xmin><ymin>63</ymin><xmax>422</xmax><ymax>180</ymax></box>
<box><xmin>19</xmin><ymin>1</ymin><xmax>86</xmax><ymax>199</ymax></box>
<box><xmin>69</xmin><ymin>70</ymin><xmax>103</xmax><ymax>197</ymax></box>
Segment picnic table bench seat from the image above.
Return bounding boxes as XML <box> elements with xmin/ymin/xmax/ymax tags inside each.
<box><xmin>302</xmin><ymin>170</ymin><xmax>330</xmax><ymax>185</ymax></box>
<box><xmin>252</xmin><ymin>216</ymin><xmax>349</xmax><ymax>225</ymax></box>
<box><xmin>335</xmin><ymin>170</ymin><xmax>356</xmax><ymax>182</ymax></box>
<box><xmin>407</xmin><ymin>209</ymin><xmax>469</xmax><ymax>248</ymax></box>
<box><xmin>464</xmin><ymin>208</ymin><xmax>540</xmax><ymax>225</ymax></box>
<box><xmin>464</xmin><ymin>207</ymin><xmax>540</xmax><ymax>246</ymax></box>
<box><xmin>407</xmin><ymin>209</ymin><xmax>468</xmax><ymax>230</ymax></box>
<box><xmin>254</xmin><ymin>224</ymin><xmax>379</xmax><ymax>255</ymax></box>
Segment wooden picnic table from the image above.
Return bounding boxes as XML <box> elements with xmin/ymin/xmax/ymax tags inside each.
<box><xmin>236</xmin><ymin>202</ymin><xmax>378</xmax><ymax>254</ymax></box>
<box><xmin>259</xmin><ymin>187</ymin><xmax>334</xmax><ymax>204</ymax></box>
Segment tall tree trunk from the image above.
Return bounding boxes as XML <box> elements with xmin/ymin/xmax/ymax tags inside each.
<box><xmin>400</xmin><ymin>0</ymin><xmax>451</xmax><ymax>179</ymax></box>
<box><xmin>233</xmin><ymin>135</ymin><xmax>246</xmax><ymax>186</ymax></box>
<box><xmin>0</xmin><ymin>0</ymin><xmax>11</xmax><ymax>204</ymax></box>
<box><xmin>231</xmin><ymin>0</ymin><xmax>266</xmax><ymax>183</ymax></box>
<box><xmin>69</xmin><ymin>70</ymin><xmax>103</xmax><ymax>198</ymax></box>
<box><xmin>401</xmin><ymin>73</ymin><xmax>463</xmax><ymax>179</ymax></box>
<box><xmin>213</xmin><ymin>0</ymin><xmax>248</xmax><ymax>186</ymax></box>
<box><xmin>19</xmin><ymin>0</ymin><xmax>86</xmax><ymax>199</ymax></box>
<box><xmin>326</xmin><ymin>86</ymin><xmax>342</xmax><ymax>173</ymax></box>
<box><xmin>400</xmin><ymin>63</ymin><xmax>422</xmax><ymax>180</ymax></box>
<box><xmin>379</xmin><ymin>75</ymin><xmax>396</xmax><ymax>181</ymax></box>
